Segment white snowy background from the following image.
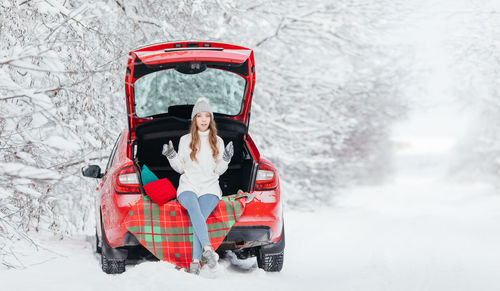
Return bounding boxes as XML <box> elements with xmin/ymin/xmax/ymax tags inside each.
<box><xmin>1</xmin><ymin>0</ymin><xmax>500</xmax><ymax>290</ymax></box>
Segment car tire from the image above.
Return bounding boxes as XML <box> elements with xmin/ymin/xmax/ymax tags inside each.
<box><xmin>101</xmin><ymin>253</ymin><xmax>126</xmax><ymax>274</ymax></box>
<box><xmin>257</xmin><ymin>226</ymin><xmax>285</xmax><ymax>272</ymax></box>
<box><xmin>257</xmin><ymin>250</ymin><xmax>284</xmax><ymax>272</ymax></box>
<box><xmin>100</xmin><ymin>214</ymin><xmax>126</xmax><ymax>274</ymax></box>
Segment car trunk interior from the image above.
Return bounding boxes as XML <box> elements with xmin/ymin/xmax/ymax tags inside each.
<box><xmin>133</xmin><ymin>115</ymin><xmax>256</xmax><ymax>196</ymax></box>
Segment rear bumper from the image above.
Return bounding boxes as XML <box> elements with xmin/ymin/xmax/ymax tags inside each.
<box><xmin>116</xmin><ymin>224</ymin><xmax>278</xmax><ymax>253</ymax></box>
<box><xmin>109</xmin><ymin>188</ymin><xmax>282</xmax><ymax>248</ymax></box>
<box><xmin>119</xmin><ymin>224</ymin><xmax>279</xmax><ymax>250</ymax></box>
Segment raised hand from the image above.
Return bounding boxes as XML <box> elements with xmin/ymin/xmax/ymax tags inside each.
<box><xmin>223</xmin><ymin>141</ymin><xmax>234</xmax><ymax>162</ymax></box>
<box><xmin>162</xmin><ymin>140</ymin><xmax>177</xmax><ymax>159</ymax></box>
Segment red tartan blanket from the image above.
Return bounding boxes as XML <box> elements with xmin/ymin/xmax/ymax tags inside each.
<box><xmin>124</xmin><ymin>191</ymin><xmax>247</xmax><ymax>269</ymax></box>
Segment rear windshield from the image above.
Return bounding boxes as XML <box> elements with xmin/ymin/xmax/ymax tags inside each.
<box><xmin>133</xmin><ymin>68</ymin><xmax>246</xmax><ymax>118</ymax></box>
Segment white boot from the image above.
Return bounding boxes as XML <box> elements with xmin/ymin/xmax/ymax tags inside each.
<box><xmin>189</xmin><ymin>261</ymin><xmax>201</xmax><ymax>275</ymax></box>
<box><xmin>202</xmin><ymin>247</ymin><xmax>219</xmax><ymax>268</ymax></box>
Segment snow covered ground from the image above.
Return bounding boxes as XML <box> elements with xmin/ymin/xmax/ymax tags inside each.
<box><xmin>2</xmin><ymin>140</ymin><xmax>499</xmax><ymax>290</ymax></box>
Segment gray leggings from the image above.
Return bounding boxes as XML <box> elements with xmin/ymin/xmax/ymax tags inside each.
<box><xmin>178</xmin><ymin>191</ymin><xmax>220</xmax><ymax>261</ymax></box>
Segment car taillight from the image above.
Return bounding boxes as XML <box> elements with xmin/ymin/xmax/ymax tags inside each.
<box><xmin>114</xmin><ymin>164</ymin><xmax>141</xmax><ymax>194</ymax></box>
<box><xmin>255</xmin><ymin>161</ymin><xmax>278</xmax><ymax>190</ymax></box>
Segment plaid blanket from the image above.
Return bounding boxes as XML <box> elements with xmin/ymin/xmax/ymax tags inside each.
<box><xmin>124</xmin><ymin>191</ymin><xmax>247</xmax><ymax>269</ymax></box>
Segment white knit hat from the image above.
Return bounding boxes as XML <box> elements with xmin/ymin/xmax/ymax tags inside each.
<box><xmin>191</xmin><ymin>97</ymin><xmax>213</xmax><ymax>119</ymax></box>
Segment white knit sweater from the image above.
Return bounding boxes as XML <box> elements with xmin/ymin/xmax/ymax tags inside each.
<box><xmin>167</xmin><ymin>130</ymin><xmax>229</xmax><ymax>198</ymax></box>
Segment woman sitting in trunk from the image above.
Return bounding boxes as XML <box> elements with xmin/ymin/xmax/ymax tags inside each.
<box><xmin>162</xmin><ymin>97</ymin><xmax>233</xmax><ymax>275</ymax></box>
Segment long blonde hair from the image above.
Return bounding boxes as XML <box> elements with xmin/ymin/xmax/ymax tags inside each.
<box><xmin>189</xmin><ymin>116</ymin><xmax>219</xmax><ymax>162</ymax></box>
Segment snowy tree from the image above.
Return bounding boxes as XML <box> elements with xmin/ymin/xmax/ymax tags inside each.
<box><xmin>445</xmin><ymin>1</ymin><xmax>500</xmax><ymax>183</ymax></box>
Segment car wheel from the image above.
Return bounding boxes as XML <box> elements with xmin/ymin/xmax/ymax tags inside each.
<box><xmin>257</xmin><ymin>250</ymin><xmax>284</xmax><ymax>272</ymax></box>
<box><xmin>101</xmin><ymin>254</ymin><xmax>125</xmax><ymax>274</ymax></box>
<box><xmin>100</xmin><ymin>216</ymin><xmax>127</xmax><ymax>274</ymax></box>
<box><xmin>101</xmin><ymin>253</ymin><xmax>126</xmax><ymax>274</ymax></box>
<box><xmin>101</xmin><ymin>240</ymin><xmax>126</xmax><ymax>274</ymax></box>
<box><xmin>257</xmin><ymin>226</ymin><xmax>285</xmax><ymax>272</ymax></box>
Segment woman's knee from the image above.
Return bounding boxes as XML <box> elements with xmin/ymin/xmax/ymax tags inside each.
<box><xmin>199</xmin><ymin>193</ymin><xmax>219</xmax><ymax>202</ymax></box>
<box><xmin>199</xmin><ymin>194</ymin><xmax>220</xmax><ymax>215</ymax></box>
<box><xmin>178</xmin><ymin>191</ymin><xmax>198</xmax><ymax>209</ymax></box>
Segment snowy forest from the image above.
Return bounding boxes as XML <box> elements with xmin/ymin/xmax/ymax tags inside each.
<box><xmin>1</xmin><ymin>0</ymin><xmax>500</xmax><ymax>289</ymax></box>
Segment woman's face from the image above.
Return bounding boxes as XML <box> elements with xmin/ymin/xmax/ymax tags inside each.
<box><xmin>196</xmin><ymin>112</ymin><xmax>211</xmax><ymax>132</ymax></box>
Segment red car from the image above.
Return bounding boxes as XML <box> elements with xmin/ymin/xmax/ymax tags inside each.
<box><xmin>82</xmin><ymin>41</ymin><xmax>285</xmax><ymax>274</ymax></box>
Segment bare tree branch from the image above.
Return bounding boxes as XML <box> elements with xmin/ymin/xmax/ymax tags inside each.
<box><xmin>114</xmin><ymin>0</ymin><xmax>126</xmax><ymax>13</ymax></box>
<box><xmin>53</xmin><ymin>156</ymin><xmax>108</xmax><ymax>171</ymax></box>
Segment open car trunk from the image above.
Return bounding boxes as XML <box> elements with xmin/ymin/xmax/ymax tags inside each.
<box><xmin>133</xmin><ymin>115</ymin><xmax>257</xmax><ymax>196</ymax></box>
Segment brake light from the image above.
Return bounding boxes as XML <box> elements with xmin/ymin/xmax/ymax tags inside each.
<box><xmin>114</xmin><ymin>164</ymin><xmax>141</xmax><ymax>194</ymax></box>
<box><xmin>255</xmin><ymin>161</ymin><xmax>278</xmax><ymax>190</ymax></box>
